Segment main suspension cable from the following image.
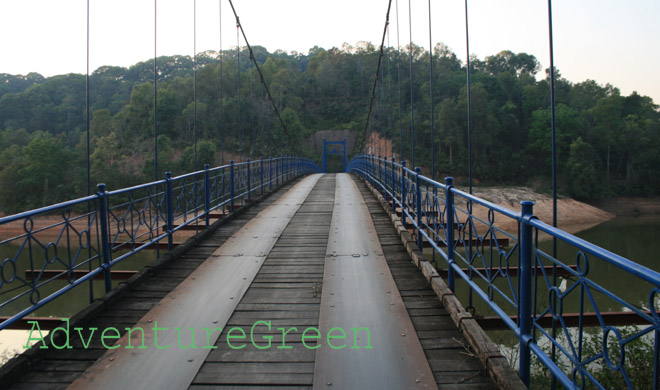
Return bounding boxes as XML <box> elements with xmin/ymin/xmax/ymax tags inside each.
<box><xmin>226</xmin><ymin>0</ymin><xmax>297</xmax><ymax>154</ymax></box>
<box><xmin>355</xmin><ymin>0</ymin><xmax>393</xmax><ymax>154</ymax></box>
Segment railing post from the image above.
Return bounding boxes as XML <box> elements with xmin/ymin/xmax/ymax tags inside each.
<box><xmin>378</xmin><ymin>155</ymin><xmax>382</xmax><ymax>194</ymax></box>
<box><xmin>247</xmin><ymin>158</ymin><xmax>251</xmax><ymax>204</ymax></box>
<box><xmin>229</xmin><ymin>160</ymin><xmax>235</xmax><ymax>213</ymax></box>
<box><xmin>204</xmin><ymin>164</ymin><xmax>210</xmax><ymax>227</ymax></box>
<box><xmin>382</xmin><ymin>156</ymin><xmax>388</xmax><ymax>201</ymax></box>
<box><xmin>445</xmin><ymin>177</ymin><xmax>455</xmax><ymax>292</ymax></box>
<box><xmin>276</xmin><ymin>157</ymin><xmax>280</xmax><ymax>187</ymax></box>
<box><xmin>322</xmin><ymin>139</ymin><xmax>327</xmax><ymax>173</ymax></box>
<box><xmin>269</xmin><ymin>156</ymin><xmax>273</xmax><ymax>191</ymax></box>
<box><xmin>165</xmin><ymin>172</ymin><xmax>174</xmax><ymax>251</ymax></box>
<box><xmin>373</xmin><ymin>155</ymin><xmax>377</xmax><ymax>187</ymax></box>
<box><xmin>519</xmin><ymin>200</ymin><xmax>535</xmax><ymax>387</ymax></box>
<box><xmin>97</xmin><ymin>184</ymin><xmax>113</xmax><ymax>293</ymax></box>
<box><xmin>260</xmin><ymin>156</ymin><xmax>264</xmax><ymax>196</ymax></box>
<box><xmin>415</xmin><ymin>167</ymin><xmax>423</xmax><ymax>249</ymax></box>
<box><xmin>391</xmin><ymin>157</ymin><xmax>396</xmax><ymax>210</ymax></box>
<box><xmin>401</xmin><ymin>161</ymin><xmax>407</xmax><ymax>227</ymax></box>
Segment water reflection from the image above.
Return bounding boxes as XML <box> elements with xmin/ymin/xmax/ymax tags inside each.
<box><xmin>0</xmin><ymin>244</ymin><xmax>156</xmax><ymax>318</ymax></box>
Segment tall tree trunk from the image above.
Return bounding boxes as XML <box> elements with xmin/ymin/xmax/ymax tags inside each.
<box><xmin>449</xmin><ymin>144</ymin><xmax>453</xmax><ymax>166</ymax></box>
<box><xmin>606</xmin><ymin>144</ymin><xmax>611</xmax><ymax>181</ymax></box>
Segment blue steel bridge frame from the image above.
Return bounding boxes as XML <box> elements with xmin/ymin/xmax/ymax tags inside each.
<box><xmin>321</xmin><ymin>138</ymin><xmax>348</xmax><ymax>173</ymax></box>
<box><xmin>0</xmin><ymin>157</ymin><xmax>319</xmax><ymax>331</ymax></box>
<box><xmin>349</xmin><ymin>154</ymin><xmax>660</xmax><ymax>390</ymax></box>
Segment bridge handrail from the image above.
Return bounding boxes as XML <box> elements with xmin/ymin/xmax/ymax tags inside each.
<box><xmin>349</xmin><ymin>153</ymin><xmax>660</xmax><ymax>389</ymax></box>
<box><xmin>0</xmin><ymin>156</ymin><xmax>320</xmax><ymax>331</ymax></box>
<box><xmin>0</xmin><ymin>195</ymin><xmax>98</xmax><ymax>226</ymax></box>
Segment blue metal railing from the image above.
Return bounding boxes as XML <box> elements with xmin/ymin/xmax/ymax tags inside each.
<box><xmin>349</xmin><ymin>153</ymin><xmax>660</xmax><ymax>389</ymax></box>
<box><xmin>0</xmin><ymin>156</ymin><xmax>319</xmax><ymax>330</ymax></box>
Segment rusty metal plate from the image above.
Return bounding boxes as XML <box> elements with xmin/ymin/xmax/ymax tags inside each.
<box><xmin>313</xmin><ymin>174</ymin><xmax>437</xmax><ymax>389</ymax></box>
<box><xmin>68</xmin><ymin>174</ymin><xmax>322</xmax><ymax>390</ymax></box>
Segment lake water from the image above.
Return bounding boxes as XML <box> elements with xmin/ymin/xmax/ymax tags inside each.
<box><xmin>458</xmin><ymin>214</ymin><xmax>660</xmax><ymax>380</ymax></box>
<box><xmin>566</xmin><ymin>214</ymin><xmax>660</xmax><ymax>273</ymax></box>
<box><xmin>449</xmin><ymin>214</ymin><xmax>660</xmax><ymax>316</ymax></box>
<box><xmin>0</xmin><ymin>245</ymin><xmax>157</xmax><ymax>319</ymax></box>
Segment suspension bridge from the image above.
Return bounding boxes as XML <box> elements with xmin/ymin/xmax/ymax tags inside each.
<box><xmin>0</xmin><ymin>1</ymin><xmax>659</xmax><ymax>389</ymax></box>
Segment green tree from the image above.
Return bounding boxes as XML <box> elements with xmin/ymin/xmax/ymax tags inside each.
<box><xmin>17</xmin><ymin>134</ymin><xmax>71</xmax><ymax>207</ymax></box>
<box><xmin>589</xmin><ymin>90</ymin><xmax>624</xmax><ymax>181</ymax></box>
<box><xmin>181</xmin><ymin>140</ymin><xmax>217</xmax><ymax>172</ymax></box>
<box><xmin>566</xmin><ymin>137</ymin><xmax>600</xmax><ymax>199</ymax></box>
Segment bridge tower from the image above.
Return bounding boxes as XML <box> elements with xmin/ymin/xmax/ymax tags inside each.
<box><xmin>321</xmin><ymin>138</ymin><xmax>348</xmax><ymax>173</ymax></box>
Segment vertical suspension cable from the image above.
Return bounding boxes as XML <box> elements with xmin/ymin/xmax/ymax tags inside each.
<box><xmin>387</xmin><ymin>27</ymin><xmax>394</xmax><ymax>158</ymax></box>
<box><xmin>548</xmin><ymin>0</ymin><xmax>557</xmax><ymax>232</ymax></box>
<box><xmin>154</xmin><ymin>0</ymin><xmax>158</xmax><ymax>180</ymax></box>
<box><xmin>380</xmin><ymin>54</ymin><xmax>386</xmax><ymax>158</ymax></box>
<box><xmin>236</xmin><ymin>22</ymin><xmax>242</xmax><ymax>160</ymax></box>
<box><xmin>408</xmin><ymin>0</ymin><xmax>415</xmax><ymax>168</ymax></box>
<box><xmin>377</xmin><ymin>66</ymin><xmax>381</xmax><ymax>157</ymax></box>
<box><xmin>428</xmin><ymin>0</ymin><xmax>436</xmax><ymax>265</ymax></box>
<box><xmin>464</xmin><ymin>0</ymin><xmax>474</xmax><ymax>312</ymax></box>
<box><xmin>86</xmin><ymin>0</ymin><xmax>93</xmax><ymax>303</ymax></box>
<box><xmin>193</xmin><ymin>0</ymin><xmax>198</xmax><ymax>170</ymax></box>
<box><xmin>465</xmin><ymin>0</ymin><xmax>472</xmax><ymax>194</ymax></box>
<box><xmin>219</xmin><ymin>0</ymin><xmax>224</xmax><ymax>165</ymax></box>
<box><xmin>396</xmin><ymin>0</ymin><xmax>403</xmax><ymax>160</ymax></box>
<box><xmin>86</xmin><ymin>0</ymin><xmax>90</xmax><ymax>196</ymax></box>
<box><xmin>547</xmin><ymin>2</ymin><xmax>559</xmax><ymax>388</ymax></box>
<box><xmin>250</xmin><ymin>61</ymin><xmax>254</xmax><ymax>157</ymax></box>
<box><xmin>428</xmin><ymin>0</ymin><xmax>434</xmax><ymax>181</ymax></box>
<box><xmin>261</xmin><ymin>87</ymin><xmax>265</xmax><ymax>157</ymax></box>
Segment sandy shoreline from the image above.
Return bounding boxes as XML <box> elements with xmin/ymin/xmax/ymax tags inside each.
<box><xmin>465</xmin><ymin>187</ymin><xmax>616</xmax><ymax>236</ymax></box>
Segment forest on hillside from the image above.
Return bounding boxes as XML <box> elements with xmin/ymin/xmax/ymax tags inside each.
<box><xmin>0</xmin><ymin>41</ymin><xmax>659</xmax><ymax>213</ymax></box>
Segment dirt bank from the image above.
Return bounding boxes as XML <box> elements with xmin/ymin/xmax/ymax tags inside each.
<box><xmin>465</xmin><ymin>187</ymin><xmax>615</xmax><ymax>236</ymax></box>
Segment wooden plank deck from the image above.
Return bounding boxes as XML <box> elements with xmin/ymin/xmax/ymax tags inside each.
<box><xmin>67</xmin><ymin>176</ymin><xmax>322</xmax><ymax>390</ymax></box>
<box><xmin>354</xmin><ymin>176</ymin><xmax>498</xmax><ymax>389</ymax></box>
<box><xmin>313</xmin><ymin>174</ymin><xmax>436</xmax><ymax>389</ymax></box>
<box><xmin>4</xmin><ymin>173</ymin><xmax>505</xmax><ymax>390</ymax></box>
<box><xmin>189</xmin><ymin>174</ymin><xmax>335</xmax><ymax>389</ymax></box>
<box><xmin>5</xmin><ymin>180</ymin><xmax>302</xmax><ymax>390</ymax></box>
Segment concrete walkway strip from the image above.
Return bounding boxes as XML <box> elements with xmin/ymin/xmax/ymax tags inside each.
<box><xmin>68</xmin><ymin>174</ymin><xmax>322</xmax><ymax>390</ymax></box>
<box><xmin>313</xmin><ymin>173</ymin><xmax>437</xmax><ymax>389</ymax></box>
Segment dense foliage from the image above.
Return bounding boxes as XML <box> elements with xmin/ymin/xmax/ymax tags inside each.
<box><xmin>0</xmin><ymin>42</ymin><xmax>658</xmax><ymax>213</ymax></box>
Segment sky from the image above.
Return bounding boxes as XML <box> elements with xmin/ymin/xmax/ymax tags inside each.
<box><xmin>1</xmin><ymin>0</ymin><xmax>659</xmax><ymax>104</ymax></box>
